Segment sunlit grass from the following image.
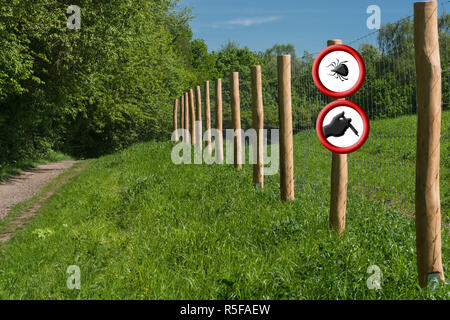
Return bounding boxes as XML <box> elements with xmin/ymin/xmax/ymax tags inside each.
<box><xmin>0</xmin><ymin>113</ymin><xmax>448</xmax><ymax>299</ymax></box>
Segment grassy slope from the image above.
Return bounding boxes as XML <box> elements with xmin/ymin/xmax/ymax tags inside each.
<box><xmin>0</xmin><ymin>112</ymin><xmax>448</xmax><ymax>299</ymax></box>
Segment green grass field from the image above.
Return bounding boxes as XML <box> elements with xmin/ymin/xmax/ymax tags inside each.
<box><xmin>0</xmin><ymin>112</ymin><xmax>448</xmax><ymax>299</ymax></box>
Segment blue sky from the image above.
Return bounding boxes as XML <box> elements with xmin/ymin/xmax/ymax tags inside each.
<box><xmin>176</xmin><ymin>0</ymin><xmax>448</xmax><ymax>55</ymax></box>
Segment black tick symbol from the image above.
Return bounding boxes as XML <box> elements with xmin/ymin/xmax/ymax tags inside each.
<box><xmin>327</xmin><ymin>59</ymin><xmax>349</xmax><ymax>81</ymax></box>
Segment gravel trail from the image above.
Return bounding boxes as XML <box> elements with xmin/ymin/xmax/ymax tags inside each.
<box><xmin>0</xmin><ymin>161</ymin><xmax>76</xmax><ymax>219</ymax></box>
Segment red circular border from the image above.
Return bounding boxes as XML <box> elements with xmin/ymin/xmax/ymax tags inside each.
<box><xmin>315</xmin><ymin>100</ymin><xmax>370</xmax><ymax>154</ymax></box>
<box><xmin>312</xmin><ymin>44</ymin><xmax>366</xmax><ymax>99</ymax></box>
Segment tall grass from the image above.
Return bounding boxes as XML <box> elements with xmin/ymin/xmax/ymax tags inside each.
<box><xmin>0</xmin><ymin>113</ymin><xmax>448</xmax><ymax>299</ymax></box>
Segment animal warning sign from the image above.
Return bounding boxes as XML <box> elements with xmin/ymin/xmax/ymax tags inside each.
<box><xmin>312</xmin><ymin>44</ymin><xmax>366</xmax><ymax>99</ymax></box>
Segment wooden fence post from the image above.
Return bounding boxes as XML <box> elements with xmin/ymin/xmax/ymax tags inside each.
<box><xmin>180</xmin><ymin>94</ymin><xmax>185</xmax><ymax>141</ymax></box>
<box><xmin>189</xmin><ymin>89</ymin><xmax>196</xmax><ymax>145</ymax></box>
<box><xmin>414</xmin><ymin>0</ymin><xmax>444</xmax><ymax>288</ymax></box>
<box><xmin>215</xmin><ymin>78</ymin><xmax>224</xmax><ymax>164</ymax></box>
<box><xmin>173</xmin><ymin>99</ymin><xmax>179</xmax><ymax>142</ymax></box>
<box><xmin>327</xmin><ymin>39</ymin><xmax>347</xmax><ymax>235</ymax></box>
<box><xmin>251</xmin><ymin>65</ymin><xmax>264</xmax><ymax>189</ymax></box>
<box><xmin>278</xmin><ymin>55</ymin><xmax>294</xmax><ymax>201</ymax></box>
<box><xmin>205</xmin><ymin>81</ymin><xmax>212</xmax><ymax>155</ymax></box>
<box><xmin>195</xmin><ymin>85</ymin><xmax>203</xmax><ymax>150</ymax></box>
<box><xmin>184</xmin><ymin>92</ymin><xmax>190</xmax><ymax>143</ymax></box>
<box><xmin>231</xmin><ymin>72</ymin><xmax>242</xmax><ymax>170</ymax></box>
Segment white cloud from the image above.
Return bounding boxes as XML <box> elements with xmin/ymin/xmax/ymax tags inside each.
<box><xmin>222</xmin><ymin>15</ymin><xmax>281</xmax><ymax>27</ymax></box>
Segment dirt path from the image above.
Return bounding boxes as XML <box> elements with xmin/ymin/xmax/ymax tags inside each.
<box><xmin>0</xmin><ymin>161</ymin><xmax>76</xmax><ymax>220</ymax></box>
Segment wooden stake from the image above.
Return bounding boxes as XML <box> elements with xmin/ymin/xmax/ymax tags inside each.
<box><xmin>231</xmin><ymin>72</ymin><xmax>242</xmax><ymax>170</ymax></box>
<box><xmin>414</xmin><ymin>0</ymin><xmax>444</xmax><ymax>288</ymax></box>
<box><xmin>189</xmin><ymin>89</ymin><xmax>196</xmax><ymax>145</ymax></box>
<box><xmin>195</xmin><ymin>85</ymin><xmax>202</xmax><ymax>150</ymax></box>
<box><xmin>327</xmin><ymin>39</ymin><xmax>347</xmax><ymax>235</ymax></box>
<box><xmin>184</xmin><ymin>92</ymin><xmax>190</xmax><ymax>143</ymax></box>
<box><xmin>215</xmin><ymin>78</ymin><xmax>224</xmax><ymax>164</ymax></box>
<box><xmin>204</xmin><ymin>81</ymin><xmax>212</xmax><ymax>155</ymax></box>
<box><xmin>251</xmin><ymin>65</ymin><xmax>264</xmax><ymax>189</ymax></box>
<box><xmin>180</xmin><ymin>94</ymin><xmax>185</xmax><ymax>141</ymax></box>
<box><xmin>173</xmin><ymin>99</ymin><xmax>179</xmax><ymax>142</ymax></box>
<box><xmin>278</xmin><ymin>55</ymin><xmax>295</xmax><ymax>201</ymax></box>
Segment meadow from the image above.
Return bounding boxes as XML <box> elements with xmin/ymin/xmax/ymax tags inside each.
<box><xmin>0</xmin><ymin>112</ymin><xmax>448</xmax><ymax>299</ymax></box>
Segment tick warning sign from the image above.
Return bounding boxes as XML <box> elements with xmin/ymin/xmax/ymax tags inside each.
<box><xmin>312</xmin><ymin>44</ymin><xmax>366</xmax><ymax>99</ymax></box>
<box><xmin>316</xmin><ymin>100</ymin><xmax>370</xmax><ymax>154</ymax></box>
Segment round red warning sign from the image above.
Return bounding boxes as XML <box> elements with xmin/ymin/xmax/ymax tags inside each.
<box><xmin>312</xmin><ymin>44</ymin><xmax>366</xmax><ymax>99</ymax></box>
<box><xmin>316</xmin><ymin>100</ymin><xmax>370</xmax><ymax>154</ymax></box>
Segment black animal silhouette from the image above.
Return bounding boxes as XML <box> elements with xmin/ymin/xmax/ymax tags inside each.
<box><xmin>327</xmin><ymin>59</ymin><xmax>349</xmax><ymax>81</ymax></box>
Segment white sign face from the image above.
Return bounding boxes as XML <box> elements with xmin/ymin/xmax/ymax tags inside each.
<box><xmin>322</xmin><ymin>106</ymin><xmax>364</xmax><ymax>148</ymax></box>
<box><xmin>318</xmin><ymin>50</ymin><xmax>360</xmax><ymax>93</ymax></box>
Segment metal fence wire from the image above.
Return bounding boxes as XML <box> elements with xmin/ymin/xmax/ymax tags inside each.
<box><xmin>292</xmin><ymin>2</ymin><xmax>449</xmax><ymax>231</ymax></box>
<box><xmin>178</xmin><ymin>4</ymin><xmax>448</xmax><ymax>232</ymax></box>
<box><xmin>171</xmin><ymin>3</ymin><xmax>448</xmax><ymax>287</ymax></box>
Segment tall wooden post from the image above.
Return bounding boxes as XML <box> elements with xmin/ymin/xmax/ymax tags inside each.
<box><xmin>189</xmin><ymin>89</ymin><xmax>196</xmax><ymax>145</ymax></box>
<box><xmin>180</xmin><ymin>94</ymin><xmax>185</xmax><ymax>141</ymax></box>
<box><xmin>204</xmin><ymin>81</ymin><xmax>212</xmax><ymax>155</ymax></box>
<box><xmin>414</xmin><ymin>0</ymin><xmax>444</xmax><ymax>288</ymax></box>
<box><xmin>195</xmin><ymin>85</ymin><xmax>203</xmax><ymax>150</ymax></box>
<box><xmin>327</xmin><ymin>39</ymin><xmax>347</xmax><ymax>235</ymax></box>
<box><xmin>251</xmin><ymin>65</ymin><xmax>264</xmax><ymax>189</ymax></box>
<box><xmin>173</xmin><ymin>99</ymin><xmax>179</xmax><ymax>142</ymax></box>
<box><xmin>231</xmin><ymin>72</ymin><xmax>242</xmax><ymax>170</ymax></box>
<box><xmin>215</xmin><ymin>78</ymin><xmax>224</xmax><ymax>164</ymax></box>
<box><xmin>278</xmin><ymin>55</ymin><xmax>294</xmax><ymax>201</ymax></box>
<box><xmin>184</xmin><ymin>92</ymin><xmax>190</xmax><ymax>143</ymax></box>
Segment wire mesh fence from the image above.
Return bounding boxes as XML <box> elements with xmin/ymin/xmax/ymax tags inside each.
<box><xmin>175</xmin><ymin>3</ymin><xmax>448</xmax><ymax>228</ymax></box>
<box><xmin>171</xmin><ymin>2</ymin><xmax>447</xmax><ymax>288</ymax></box>
<box><xmin>291</xmin><ymin>2</ymin><xmax>449</xmax><ymax>229</ymax></box>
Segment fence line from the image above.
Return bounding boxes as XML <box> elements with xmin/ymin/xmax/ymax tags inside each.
<box><xmin>180</xmin><ymin>94</ymin><xmax>185</xmax><ymax>142</ymax></box>
<box><xmin>325</xmin><ymin>39</ymin><xmax>348</xmax><ymax>235</ymax></box>
<box><xmin>215</xmin><ymin>78</ymin><xmax>224</xmax><ymax>164</ymax></box>
<box><xmin>184</xmin><ymin>91</ymin><xmax>190</xmax><ymax>143</ymax></box>
<box><xmin>278</xmin><ymin>55</ymin><xmax>295</xmax><ymax>202</ymax></box>
<box><xmin>195</xmin><ymin>85</ymin><xmax>203</xmax><ymax>150</ymax></box>
<box><xmin>231</xmin><ymin>72</ymin><xmax>243</xmax><ymax>170</ymax></box>
<box><xmin>204</xmin><ymin>81</ymin><xmax>212</xmax><ymax>155</ymax></box>
<box><xmin>414</xmin><ymin>0</ymin><xmax>444</xmax><ymax>287</ymax></box>
<box><xmin>189</xmin><ymin>89</ymin><xmax>196</xmax><ymax>145</ymax></box>
<box><xmin>251</xmin><ymin>65</ymin><xmax>264</xmax><ymax>189</ymax></box>
<box><xmin>173</xmin><ymin>99</ymin><xmax>179</xmax><ymax>142</ymax></box>
<box><xmin>171</xmin><ymin>1</ymin><xmax>448</xmax><ymax>288</ymax></box>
